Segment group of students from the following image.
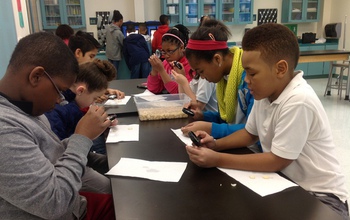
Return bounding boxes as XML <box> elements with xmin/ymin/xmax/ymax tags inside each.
<box><xmin>0</xmin><ymin>13</ymin><xmax>349</xmax><ymax>220</ymax></box>
<box><xmin>105</xmin><ymin>10</ymin><xmax>153</xmax><ymax>79</ymax></box>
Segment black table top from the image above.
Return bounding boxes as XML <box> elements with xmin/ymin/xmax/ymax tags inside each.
<box><xmin>106</xmin><ymin>114</ymin><xmax>343</xmax><ymax>220</ymax></box>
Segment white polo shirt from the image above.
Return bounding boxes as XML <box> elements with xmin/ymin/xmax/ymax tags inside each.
<box><xmin>190</xmin><ymin>77</ymin><xmax>217</xmax><ymax>112</ymax></box>
<box><xmin>245</xmin><ymin>71</ymin><xmax>348</xmax><ymax>202</ymax></box>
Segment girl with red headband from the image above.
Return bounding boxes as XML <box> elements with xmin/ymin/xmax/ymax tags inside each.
<box><xmin>147</xmin><ymin>24</ymin><xmax>194</xmax><ymax>94</ymax></box>
<box><xmin>181</xmin><ymin>20</ymin><xmax>256</xmax><ymax>150</ymax></box>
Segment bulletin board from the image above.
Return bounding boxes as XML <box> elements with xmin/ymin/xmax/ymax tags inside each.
<box><xmin>257</xmin><ymin>9</ymin><xmax>277</xmax><ymax>25</ymax></box>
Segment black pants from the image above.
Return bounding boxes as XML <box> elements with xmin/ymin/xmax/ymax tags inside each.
<box><xmin>87</xmin><ymin>152</ymin><xmax>109</xmax><ymax>175</ymax></box>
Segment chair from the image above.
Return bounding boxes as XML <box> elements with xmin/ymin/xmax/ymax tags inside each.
<box><xmin>324</xmin><ymin>60</ymin><xmax>350</xmax><ymax>100</ymax></box>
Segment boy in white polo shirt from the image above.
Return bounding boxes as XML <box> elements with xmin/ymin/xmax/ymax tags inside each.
<box><xmin>185</xmin><ymin>23</ymin><xmax>349</xmax><ymax>219</ymax></box>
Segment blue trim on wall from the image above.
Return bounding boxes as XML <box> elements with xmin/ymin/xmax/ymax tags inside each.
<box><xmin>0</xmin><ymin>1</ymin><xmax>17</xmax><ymax>79</ymax></box>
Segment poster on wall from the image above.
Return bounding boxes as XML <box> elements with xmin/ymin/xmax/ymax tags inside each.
<box><xmin>96</xmin><ymin>11</ymin><xmax>111</xmax><ymax>49</ymax></box>
<box><xmin>257</xmin><ymin>9</ymin><xmax>277</xmax><ymax>25</ymax></box>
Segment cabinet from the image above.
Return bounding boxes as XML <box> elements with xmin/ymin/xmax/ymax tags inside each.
<box><xmin>220</xmin><ymin>0</ymin><xmax>253</xmax><ymax>24</ymax></box>
<box><xmin>40</xmin><ymin>0</ymin><xmax>86</xmax><ymax>29</ymax></box>
<box><xmin>182</xmin><ymin>0</ymin><xmax>219</xmax><ymax>27</ymax></box>
<box><xmin>161</xmin><ymin>0</ymin><xmax>182</xmax><ymax>26</ymax></box>
<box><xmin>282</xmin><ymin>0</ymin><xmax>322</xmax><ymax>23</ymax></box>
<box><xmin>296</xmin><ymin>43</ymin><xmax>338</xmax><ymax>77</ymax></box>
<box><xmin>161</xmin><ymin>0</ymin><xmax>253</xmax><ymax>27</ymax></box>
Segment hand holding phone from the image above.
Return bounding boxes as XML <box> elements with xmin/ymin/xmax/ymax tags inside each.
<box><xmin>182</xmin><ymin>107</ymin><xmax>194</xmax><ymax>116</ymax></box>
<box><xmin>188</xmin><ymin>131</ymin><xmax>201</xmax><ymax>146</ymax></box>
<box><xmin>155</xmin><ymin>49</ymin><xmax>161</xmax><ymax>58</ymax></box>
<box><xmin>107</xmin><ymin>114</ymin><xmax>117</xmax><ymax>121</ymax></box>
<box><xmin>173</xmin><ymin>61</ymin><xmax>182</xmax><ymax>70</ymax></box>
<box><xmin>108</xmin><ymin>94</ymin><xmax>117</xmax><ymax>100</ymax></box>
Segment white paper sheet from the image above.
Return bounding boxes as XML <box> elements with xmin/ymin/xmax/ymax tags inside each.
<box><xmin>218</xmin><ymin>168</ymin><xmax>298</xmax><ymax>197</ymax></box>
<box><xmin>106</xmin><ymin>124</ymin><xmax>139</xmax><ymax>143</ymax></box>
<box><xmin>171</xmin><ymin>128</ymin><xmax>192</xmax><ymax>145</ymax></box>
<box><xmin>104</xmin><ymin>95</ymin><xmax>131</xmax><ymax>106</ymax></box>
<box><xmin>171</xmin><ymin>128</ymin><xmax>298</xmax><ymax>196</ymax></box>
<box><xmin>106</xmin><ymin>158</ymin><xmax>187</xmax><ymax>182</ymax></box>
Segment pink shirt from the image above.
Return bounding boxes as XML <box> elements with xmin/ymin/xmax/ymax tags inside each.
<box><xmin>147</xmin><ymin>56</ymin><xmax>193</xmax><ymax>94</ymax></box>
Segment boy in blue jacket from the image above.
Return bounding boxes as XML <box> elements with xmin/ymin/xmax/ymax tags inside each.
<box><xmin>123</xmin><ymin>23</ymin><xmax>151</xmax><ymax>78</ymax></box>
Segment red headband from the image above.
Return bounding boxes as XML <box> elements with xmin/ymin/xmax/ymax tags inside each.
<box><xmin>187</xmin><ymin>39</ymin><xmax>228</xmax><ymax>50</ymax></box>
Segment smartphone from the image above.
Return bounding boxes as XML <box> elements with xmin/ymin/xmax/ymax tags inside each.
<box><xmin>137</xmin><ymin>82</ymin><xmax>147</xmax><ymax>89</ymax></box>
<box><xmin>182</xmin><ymin>107</ymin><xmax>194</xmax><ymax>116</ymax></box>
<box><xmin>173</xmin><ymin>61</ymin><xmax>182</xmax><ymax>70</ymax></box>
<box><xmin>188</xmin><ymin>131</ymin><xmax>201</xmax><ymax>146</ymax></box>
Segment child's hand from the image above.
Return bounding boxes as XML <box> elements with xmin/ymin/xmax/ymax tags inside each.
<box><xmin>185</xmin><ymin>145</ymin><xmax>220</xmax><ymax>168</ymax></box>
<box><xmin>75</xmin><ymin>105</ymin><xmax>110</xmax><ymax>140</ymax></box>
<box><xmin>185</xmin><ymin>131</ymin><xmax>219</xmax><ymax>167</ymax></box>
<box><xmin>171</xmin><ymin>70</ymin><xmax>188</xmax><ymax>86</ymax></box>
<box><xmin>148</xmin><ymin>54</ymin><xmax>164</xmax><ymax>73</ymax></box>
<box><xmin>181</xmin><ymin>121</ymin><xmax>212</xmax><ymax>136</ymax></box>
<box><xmin>95</xmin><ymin>89</ymin><xmax>125</xmax><ymax>103</ymax></box>
<box><xmin>106</xmin><ymin>89</ymin><xmax>125</xmax><ymax>99</ymax></box>
<box><xmin>183</xmin><ymin>101</ymin><xmax>203</xmax><ymax>120</ymax></box>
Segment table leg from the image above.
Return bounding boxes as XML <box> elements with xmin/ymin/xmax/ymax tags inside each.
<box><xmin>345</xmin><ymin>62</ymin><xmax>350</xmax><ymax>100</ymax></box>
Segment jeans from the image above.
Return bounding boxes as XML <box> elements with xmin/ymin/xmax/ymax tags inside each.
<box><xmin>108</xmin><ymin>59</ymin><xmax>119</xmax><ymax>78</ymax></box>
<box><xmin>81</xmin><ymin>152</ymin><xmax>111</xmax><ymax>194</ymax></box>
<box><xmin>130</xmin><ymin>62</ymin><xmax>151</xmax><ymax>79</ymax></box>
<box><xmin>91</xmin><ymin>135</ymin><xmax>106</xmax><ymax>155</ymax></box>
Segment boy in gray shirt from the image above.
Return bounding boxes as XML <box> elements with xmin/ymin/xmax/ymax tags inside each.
<box><xmin>0</xmin><ymin>32</ymin><xmax>114</xmax><ymax>219</ymax></box>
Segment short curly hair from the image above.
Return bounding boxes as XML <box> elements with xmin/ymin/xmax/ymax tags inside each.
<box><xmin>242</xmin><ymin>23</ymin><xmax>300</xmax><ymax>70</ymax></box>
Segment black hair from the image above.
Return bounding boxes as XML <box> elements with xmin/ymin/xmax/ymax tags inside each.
<box><xmin>55</xmin><ymin>24</ymin><xmax>74</xmax><ymax>40</ymax></box>
<box><xmin>126</xmin><ymin>23</ymin><xmax>136</xmax><ymax>33</ymax></box>
<box><xmin>68</xmin><ymin>31</ymin><xmax>101</xmax><ymax>56</ymax></box>
<box><xmin>77</xmin><ymin>59</ymin><xmax>116</xmax><ymax>92</ymax></box>
<box><xmin>186</xmin><ymin>19</ymin><xmax>231</xmax><ymax>62</ymax></box>
<box><xmin>159</xmin><ymin>14</ymin><xmax>169</xmax><ymax>25</ymax></box>
<box><xmin>138</xmin><ymin>23</ymin><xmax>147</xmax><ymax>34</ymax></box>
<box><xmin>112</xmin><ymin>10</ymin><xmax>123</xmax><ymax>22</ymax></box>
<box><xmin>8</xmin><ymin>32</ymin><xmax>78</xmax><ymax>78</ymax></box>
<box><xmin>242</xmin><ymin>23</ymin><xmax>299</xmax><ymax>69</ymax></box>
<box><xmin>162</xmin><ymin>24</ymin><xmax>190</xmax><ymax>47</ymax></box>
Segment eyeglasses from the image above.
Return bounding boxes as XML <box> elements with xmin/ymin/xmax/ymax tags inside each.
<box><xmin>160</xmin><ymin>46</ymin><xmax>180</xmax><ymax>56</ymax></box>
<box><xmin>43</xmin><ymin>70</ymin><xmax>66</xmax><ymax>104</ymax></box>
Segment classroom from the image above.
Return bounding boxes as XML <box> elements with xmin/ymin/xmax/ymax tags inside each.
<box><xmin>0</xmin><ymin>0</ymin><xmax>350</xmax><ymax>219</ymax></box>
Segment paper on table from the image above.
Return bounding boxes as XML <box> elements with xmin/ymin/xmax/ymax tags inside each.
<box><xmin>104</xmin><ymin>96</ymin><xmax>131</xmax><ymax>106</ymax></box>
<box><xmin>171</xmin><ymin>128</ymin><xmax>297</xmax><ymax>196</ymax></box>
<box><xmin>106</xmin><ymin>158</ymin><xmax>187</xmax><ymax>182</ymax></box>
<box><xmin>106</xmin><ymin>124</ymin><xmax>139</xmax><ymax>143</ymax></box>
<box><xmin>133</xmin><ymin>89</ymin><xmax>155</xmax><ymax>97</ymax></box>
<box><xmin>171</xmin><ymin>128</ymin><xmax>191</xmax><ymax>145</ymax></box>
<box><xmin>218</xmin><ymin>168</ymin><xmax>298</xmax><ymax>197</ymax></box>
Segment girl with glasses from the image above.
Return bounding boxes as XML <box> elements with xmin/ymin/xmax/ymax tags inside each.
<box><xmin>147</xmin><ymin>24</ymin><xmax>194</xmax><ymax>94</ymax></box>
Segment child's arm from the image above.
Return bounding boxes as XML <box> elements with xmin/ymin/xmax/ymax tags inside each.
<box><xmin>185</xmin><ymin>129</ymin><xmax>293</xmax><ymax>171</ymax></box>
<box><xmin>171</xmin><ymin>70</ymin><xmax>196</xmax><ymax>100</ymax></box>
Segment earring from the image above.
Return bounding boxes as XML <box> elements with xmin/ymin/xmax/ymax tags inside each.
<box><xmin>219</xmin><ymin>63</ymin><xmax>222</xmax><ymax>67</ymax></box>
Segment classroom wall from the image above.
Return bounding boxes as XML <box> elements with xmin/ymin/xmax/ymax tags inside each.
<box><xmin>2</xmin><ymin>0</ymin><xmax>350</xmax><ymax>79</ymax></box>
<box><xmin>0</xmin><ymin>0</ymin><xmax>29</xmax><ymax>79</ymax></box>
<box><xmin>329</xmin><ymin>0</ymin><xmax>350</xmax><ymax>49</ymax></box>
<box><xmin>84</xmin><ymin>0</ymin><xmax>161</xmax><ymax>39</ymax></box>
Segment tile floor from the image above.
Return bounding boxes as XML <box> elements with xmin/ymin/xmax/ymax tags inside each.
<box><xmin>306</xmin><ymin>78</ymin><xmax>350</xmax><ymax>197</ymax></box>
